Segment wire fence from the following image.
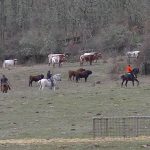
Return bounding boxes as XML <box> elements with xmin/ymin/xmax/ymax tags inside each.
<box><xmin>93</xmin><ymin>116</ymin><xmax>150</xmax><ymax>138</ymax></box>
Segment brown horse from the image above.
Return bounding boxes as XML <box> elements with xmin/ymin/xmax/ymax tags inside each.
<box><xmin>1</xmin><ymin>84</ymin><xmax>11</xmax><ymax>93</ymax></box>
<box><xmin>121</xmin><ymin>73</ymin><xmax>139</xmax><ymax>87</ymax></box>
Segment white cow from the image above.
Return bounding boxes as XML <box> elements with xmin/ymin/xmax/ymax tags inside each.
<box><xmin>2</xmin><ymin>59</ymin><xmax>18</xmax><ymax>69</ymax></box>
<box><xmin>126</xmin><ymin>51</ymin><xmax>140</xmax><ymax>58</ymax></box>
<box><xmin>38</xmin><ymin>74</ymin><xmax>61</xmax><ymax>91</ymax></box>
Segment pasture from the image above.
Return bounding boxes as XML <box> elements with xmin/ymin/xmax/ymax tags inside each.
<box><xmin>0</xmin><ymin>60</ymin><xmax>150</xmax><ymax>149</ymax></box>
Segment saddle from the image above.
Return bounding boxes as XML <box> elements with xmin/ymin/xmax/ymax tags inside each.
<box><xmin>48</xmin><ymin>79</ymin><xmax>54</xmax><ymax>87</ymax></box>
<box><xmin>125</xmin><ymin>73</ymin><xmax>135</xmax><ymax>79</ymax></box>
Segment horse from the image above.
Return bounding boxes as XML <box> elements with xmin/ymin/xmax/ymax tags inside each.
<box><xmin>38</xmin><ymin>74</ymin><xmax>61</xmax><ymax>91</ymax></box>
<box><xmin>121</xmin><ymin>73</ymin><xmax>139</xmax><ymax>87</ymax></box>
<box><xmin>1</xmin><ymin>84</ymin><xmax>11</xmax><ymax>93</ymax></box>
<box><xmin>76</xmin><ymin>70</ymin><xmax>92</xmax><ymax>82</ymax></box>
<box><xmin>29</xmin><ymin>74</ymin><xmax>44</xmax><ymax>86</ymax></box>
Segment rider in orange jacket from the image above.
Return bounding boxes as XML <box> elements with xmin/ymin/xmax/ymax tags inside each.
<box><xmin>125</xmin><ymin>65</ymin><xmax>133</xmax><ymax>73</ymax></box>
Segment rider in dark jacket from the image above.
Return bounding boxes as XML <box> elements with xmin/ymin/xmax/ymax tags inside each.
<box><xmin>47</xmin><ymin>70</ymin><xmax>54</xmax><ymax>87</ymax></box>
<box><xmin>1</xmin><ymin>75</ymin><xmax>11</xmax><ymax>91</ymax></box>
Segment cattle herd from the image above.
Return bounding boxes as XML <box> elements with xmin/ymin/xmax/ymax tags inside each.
<box><xmin>1</xmin><ymin>50</ymin><xmax>141</xmax><ymax>93</ymax></box>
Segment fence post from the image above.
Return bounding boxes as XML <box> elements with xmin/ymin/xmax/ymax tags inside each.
<box><xmin>106</xmin><ymin>118</ymin><xmax>108</xmax><ymax>136</ymax></box>
<box><xmin>93</xmin><ymin>118</ymin><xmax>96</xmax><ymax>138</ymax></box>
<box><xmin>136</xmin><ymin>117</ymin><xmax>139</xmax><ymax>137</ymax></box>
<box><xmin>123</xmin><ymin>118</ymin><xmax>126</xmax><ymax>138</ymax></box>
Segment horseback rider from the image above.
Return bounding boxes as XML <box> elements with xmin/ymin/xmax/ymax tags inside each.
<box><xmin>125</xmin><ymin>64</ymin><xmax>132</xmax><ymax>73</ymax></box>
<box><xmin>47</xmin><ymin>70</ymin><xmax>54</xmax><ymax>87</ymax></box>
<box><xmin>1</xmin><ymin>75</ymin><xmax>11</xmax><ymax>91</ymax></box>
<box><xmin>125</xmin><ymin>64</ymin><xmax>134</xmax><ymax>78</ymax></box>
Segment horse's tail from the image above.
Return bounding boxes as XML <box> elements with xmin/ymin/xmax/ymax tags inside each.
<box><xmin>121</xmin><ymin>75</ymin><xmax>124</xmax><ymax>79</ymax></box>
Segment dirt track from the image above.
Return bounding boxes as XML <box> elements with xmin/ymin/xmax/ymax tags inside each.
<box><xmin>0</xmin><ymin>137</ymin><xmax>150</xmax><ymax>145</ymax></box>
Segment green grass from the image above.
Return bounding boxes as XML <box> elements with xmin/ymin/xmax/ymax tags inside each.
<box><xmin>0</xmin><ymin>141</ymin><xmax>149</xmax><ymax>150</ymax></box>
<box><xmin>0</xmin><ymin>62</ymin><xmax>150</xmax><ymax>149</ymax></box>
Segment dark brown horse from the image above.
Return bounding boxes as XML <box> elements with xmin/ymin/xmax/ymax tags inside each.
<box><xmin>121</xmin><ymin>73</ymin><xmax>139</xmax><ymax>87</ymax></box>
<box><xmin>1</xmin><ymin>84</ymin><xmax>11</xmax><ymax>93</ymax></box>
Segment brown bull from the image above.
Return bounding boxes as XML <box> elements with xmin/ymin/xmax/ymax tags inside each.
<box><xmin>29</xmin><ymin>74</ymin><xmax>44</xmax><ymax>86</ymax></box>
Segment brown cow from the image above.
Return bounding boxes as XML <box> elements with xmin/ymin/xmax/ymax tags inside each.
<box><xmin>68</xmin><ymin>68</ymin><xmax>86</xmax><ymax>80</ymax></box>
<box><xmin>29</xmin><ymin>74</ymin><xmax>44</xmax><ymax>86</ymax></box>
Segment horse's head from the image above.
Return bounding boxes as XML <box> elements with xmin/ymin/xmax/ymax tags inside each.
<box><xmin>132</xmin><ymin>68</ymin><xmax>139</xmax><ymax>78</ymax></box>
<box><xmin>53</xmin><ymin>74</ymin><xmax>61</xmax><ymax>81</ymax></box>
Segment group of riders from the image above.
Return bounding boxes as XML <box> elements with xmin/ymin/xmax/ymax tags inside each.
<box><xmin>1</xmin><ymin>70</ymin><xmax>54</xmax><ymax>93</ymax></box>
<box><xmin>0</xmin><ymin>65</ymin><xmax>136</xmax><ymax>93</ymax></box>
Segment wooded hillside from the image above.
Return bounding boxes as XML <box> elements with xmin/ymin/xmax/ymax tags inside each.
<box><xmin>0</xmin><ymin>0</ymin><xmax>150</xmax><ymax>62</ymax></box>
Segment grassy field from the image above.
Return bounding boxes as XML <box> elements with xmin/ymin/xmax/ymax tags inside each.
<box><xmin>0</xmin><ymin>60</ymin><xmax>150</xmax><ymax>149</ymax></box>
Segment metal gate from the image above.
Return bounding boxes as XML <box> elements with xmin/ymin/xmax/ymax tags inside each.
<box><xmin>93</xmin><ymin>116</ymin><xmax>150</xmax><ymax>138</ymax></box>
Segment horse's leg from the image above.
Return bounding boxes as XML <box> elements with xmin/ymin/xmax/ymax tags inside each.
<box><xmin>134</xmin><ymin>78</ymin><xmax>139</xmax><ymax>86</ymax></box>
<box><xmin>42</xmin><ymin>85</ymin><xmax>45</xmax><ymax>90</ymax></box>
<box><xmin>53</xmin><ymin>86</ymin><xmax>56</xmax><ymax>92</ymax></box>
<box><xmin>39</xmin><ymin>84</ymin><xmax>42</xmax><ymax>90</ymax></box>
<box><xmin>132</xmin><ymin>80</ymin><xmax>134</xmax><ymax>86</ymax></box>
<box><xmin>121</xmin><ymin>79</ymin><xmax>124</xmax><ymax>87</ymax></box>
<box><xmin>125</xmin><ymin>80</ymin><xmax>128</xmax><ymax>87</ymax></box>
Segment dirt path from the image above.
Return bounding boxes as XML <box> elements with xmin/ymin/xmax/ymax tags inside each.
<box><xmin>0</xmin><ymin>137</ymin><xmax>150</xmax><ymax>145</ymax></box>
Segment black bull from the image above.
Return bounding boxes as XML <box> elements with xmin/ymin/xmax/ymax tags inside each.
<box><xmin>76</xmin><ymin>70</ymin><xmax>92</xmax><ymax>82</ymax></box>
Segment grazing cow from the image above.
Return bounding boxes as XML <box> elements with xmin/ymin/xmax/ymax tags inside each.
<box><xmin>68</xmin><ymin>68</ymin><xmax>86</xmax><ymax>80</ymax></box>
<box><xmin>126</xmin><ymin>51</ymin><xmax>140</xmax><ymax>58</ymax></box>
<box><xmin>76</xmin><ymin>70</ymin><xmax>92</xmax><ymax>82</ymax></box>
<box><xmin>29</xmin><ymin>74</ymin><xmax>44</xmax><ymax>87</ymax></box>
<box><xmin>2</xmin><ymin>59</ymin><xmax>18</xmax><ymax>69</ymax></box>
<box><xmin>48</xmin><ymin>53</ymin><xmax>67</xmax><ymax>67</ymax></box>
<box><xmin>38</xmin><ymin>74</ymin><xmax>61</xmax><ymax>91</ymax></box>
<box><xmin>80</xmin><ymin>52</ymin><xmax>102</xmax><ymax>65</ymax></box>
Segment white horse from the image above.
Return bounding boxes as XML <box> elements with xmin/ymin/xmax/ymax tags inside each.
<box><xmin>2</xmin><ymin>59</ymin><xmax>18</xmax><ymax>69</ymax></box>
<box><xmin>38</xmin><ymin>74</ymin><xmax>61</xmax><ymax>91</ymax></box>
